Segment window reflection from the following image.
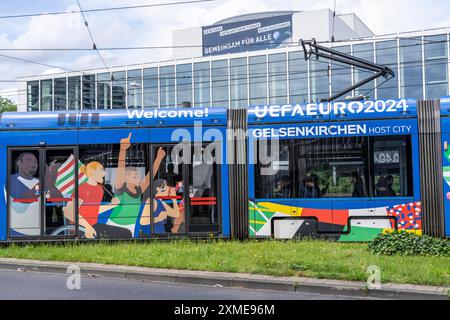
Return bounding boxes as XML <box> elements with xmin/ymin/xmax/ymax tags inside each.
<box><xmin>310</xmin><ymin>59</ymin><xmax>329</xmax><ymax>102</ymax></box>
<box><xmin>97</xmin><ymin>73</ymin><xmax>111</xmax><ymax>109</ymax></box>
<box><xmin>143</xmin><ymin>68</ymin><xmax>158</xmax><ymax>108</ymax></box>
<box><xmin>353</xmin><ymin>43</ymin><xmax>375</xmax><ymax>100</ymax></box>
<box><xmin>194</xmin><ymin>62</ymin><xmax>210</xmax><ymax>107</ymax></box>
<box><xmin>372</xmin><ymin>136</ymin><xmax>412</xmax><ymax>197</ymax></box>
<box><xmin>400</xmin><ymin>38</ymin><xmax>423</xmax><ymax>99</ymax></box>
<box><xmin>230</xmin><ymin>58</ymin><xmax>248</xmax><ymax>109</ymax></box>
<box><xmin>40</xmin><ymin>79</ymin><xmax>52</xmax><ymax>111</ymax></box>
<box><xmin>27</xmin><ymin>81</ymin><xmax>39</xmax><ymax>112</ymax></box>
<box><xmin>212</xmin><ymin>60</ymin><xmax>229</xmax><ymax>107</ymax></box>
<box><xmin>160</xmin><ymin>65</ymin><xmax>175</xmax><ymax>108</ymax></box>
<box><xmin>127</xmin><ymin>69</ymin><xmax>142</xmax><ymax>109</ymax></box>
<box><xmin>255</xmin><ymin>140</ymin><xmax>291</xmax><ymax>199</ymax></box>
<box><xmin>294</xmin><ymin>137</ymin><xmax>367</xmax><ymax>198</ymax></box>
<box><xmin>249</xmin><ymin>55</ymin><xmax>267</xmax><ymax>105</ymax></box>
<box><xmin>331</xmin><ymin>46</ymin><xmax>352</xmax><ymax>99</ymax></box>
<box><xmin>376</xmin><ymin>40</ymin><xmax>399</xmax><ymax>99</ymax></box>
<box><xmin>177</xmin><ymin>63</ymin><xmax>192</xmax><ymax>108</ymax></box>
<box><xmin>269</xmin><ymin>53</ymin><xmax>287</xmax><ymax>105</ymax></box>
<box><xmin>54</xmin><ymin>78</ymin><xmax>66</xmax><ymax>111</ymax></box>
<box><xmin>82</xmin><ymin>75</ymin><xmax>96</xmax><ymax>110</ymax></box>
<box><xmin>68</xmin><ymin>76</ymin><xmax>81</xmax><ymax>110</ymax></box>
<box><xmin>254</xmin><ymin>136</ymin><xmax>413</xmax><ymax>199</ymax></box>
<box><xmin>289</xmin><ymin>51</ymin><xmax>308</xmax><ymax>104</ymax></box>
<box><xmin>425</xmin><ymin>34</ymin><xmax>448</xmax><ymax>98</ymax></box>
<box><xmin>112</xmin><ymin>71</ymin><xmax>126</xmax><ymax>109</ymax></box>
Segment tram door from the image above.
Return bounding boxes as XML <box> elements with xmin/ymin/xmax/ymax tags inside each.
<box><xmin>150</xmin><ymin>144</ymin><xmax>220</xmax><ymax>236</ymax></box>
<box><xmin>151</xmin><ymin>145</ymin><xmax>186</xmax><ymax>235</ymax></box>
<box><xmin>187</xmin><ymin>144</ymin><xmax>220</xmax><ymax>234</ymax></box>
<box><xmin>8</xmin><ymin>147</ymin><xmax>77</xmax><ymax>239</ymax></box>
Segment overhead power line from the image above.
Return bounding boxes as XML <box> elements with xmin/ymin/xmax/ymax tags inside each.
<box><xmin>331</xmin><ymin>0</ymin><xmax>337</xmax><ymax>43</ymax></box>
<box><xmin>76</xmin><ymin>0</ymin><xmax>111</xmax><ymax>73</ymax></box>
<box><xmin>0</xmin><ymin>0</ymin><xmax>217</xmax><ymax>20</ymax></box>
<box><xmin>0</xmin><ymin>36</ymin><xmax>447</xmax><ymax>52</ymax></box>
<box><xmin>0</xmin><ymin>53</ymin><xmax>78</xmax><ymax>72</ymax></box>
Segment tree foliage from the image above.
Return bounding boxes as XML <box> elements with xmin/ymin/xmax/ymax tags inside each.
<box><xmin>0</xmin><ymin>96</ymin><xmax>17</xmax><ymax>113</ymax></box>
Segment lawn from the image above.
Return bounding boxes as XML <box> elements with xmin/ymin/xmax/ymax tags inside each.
<box><xmin>0</xmin><ymin>240</ymin><xmax>448</xmax><ymax>287</ymax></box>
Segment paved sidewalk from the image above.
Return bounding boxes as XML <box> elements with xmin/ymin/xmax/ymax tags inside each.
<box><xmin>0</xmin><ymin>257</ymin><xmax>447</xmax><ymax>300</ymax></box>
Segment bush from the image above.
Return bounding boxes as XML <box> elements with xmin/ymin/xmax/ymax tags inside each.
<box><xmin>368</xmin><ymin>231</ymin><xmax>450</xmax><ymax>256</ymax></box>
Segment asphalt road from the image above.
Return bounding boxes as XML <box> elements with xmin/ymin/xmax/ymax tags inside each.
<box><xmin>0</xmin><ymin>269</ymin><xmax>372</xmax><ymax>300</ymax></box>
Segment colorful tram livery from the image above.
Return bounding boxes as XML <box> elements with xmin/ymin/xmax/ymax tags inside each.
<box><xmin>0</xmin><ymin>98</ymin><xmax>449</xmax><ymax>242</ymax></box>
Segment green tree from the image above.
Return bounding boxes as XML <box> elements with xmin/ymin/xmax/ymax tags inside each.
<box><xmin>0</xmin><ymin>96</ymin><xmax>17</xmax><ymax>113</ymax></box>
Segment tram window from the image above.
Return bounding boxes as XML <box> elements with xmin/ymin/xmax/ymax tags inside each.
<box><xmin>151</xmin><ymin>145</ymin><xmax>185</xmax><ymax>234</ymax></box>
<box><xmin>371</xmin><ymin>136</ymin><xmax>413</xmax><ymax>197</ymax></box>
<box><xmin>253</xmin><ymin>135</ymin><xmax>414</xmax><ymax>199</ymax></box>
<box><xmin>76</xmin><ymin>138</ymin><xmax>149</xmax><ymax>239</ymax></box>
<box><xmin>44</xmin><ymin>149</ymin><xmax>76</xmax><ymax>236</ymax></box>
<box><xmin>255</xmin><ymin>140</ymin><xmax>293</xmax><ymax>199</ymax></box>
<box><xmin>293</xmin><ymin>137</ymin><xmax>368</xmax><ymax>199</ymax></box>
<box><xmin>9</xmin><ymin>150</ymin><xmax>41</xmax><ymax>237</ymax></box>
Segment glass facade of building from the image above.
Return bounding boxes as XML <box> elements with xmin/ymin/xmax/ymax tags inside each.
<box><xmin>82</xmin><ymin>74</ymin><xmax>96</xmax><ymax>110</ymax></box>
<box><xmin>376</xmin><ymin>40</ymin><xmax>399</xmax><ymax>100</ymax></box>
<box><xmin>249</xmin><ymin>55</ymin><xmax>267</xmax><ymax>106</ymax></box>
<box><xmin>97</xmin><ymin>72</ymin><xmax>111</xmax><ymax>109</ymax></box>
<box><xmin>143</xmin><ymin>67</ymin><xmax>158</xmax><ymax>108</ymax></box>
<box><xmin>176</xmin><ymin>63</ymin><xmax>192</xmax><ymax>108</ymax></box>
<box><xmin>112</xmin><ymin>71</ymin><xmax>126</xmax><ymax>109</ymax></box>
<box><xmin>194</xmin><ymin>61</ymin><xmax>210</xmax><ymax>107</ymax></box>
<box><xmin>268</xmin><ymin>53</ymin><xmax>288</xmax><ymax>105</ymax></box>
<box><xmin>288</xmin><ymin>51</ymin><xmax>308</xmax><ymax>104</ymax></box>
<box><xmin>68</xmin><ymin>76</ymin><xmax>81</xmax><ymax>110</ymax></box>
<box><xmin>27</xmin><ymin>81</ymin><xmax>39</xmax><ymax>111</ymax></box>
<box><xmin>424</xmin><ymin>34</ymin><xmax>449</xmax><ymax>98</ymax></box>
<box><xmin>160</xmin><ymin>65</ymin><xmax>175</xmax><ymax>108</ymax></box>
<box><xmin>26</xmin><ymin>33</ymin><xmax>450</xmax><ymax>111</ymax></box>
<box><xmin>211</xmin><ymin>59</ymin><xmax>228</xmax><ymax>107</ymax></box>
<box><xmin>127</xmin><ymin>69</ymin><xmax>142</xmax><ymax>109</ymax></box>
<box><xmin>353</xmin><ymin>42</ymin><xmax>375</xmax><ymax>100</ymax></box>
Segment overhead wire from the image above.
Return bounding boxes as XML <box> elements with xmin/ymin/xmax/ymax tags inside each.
<box><xmin>75</xmin><ymin>0</ymin><xmax>111</xmax><ymax>74</ymax></box>
<box><xmin>0</xmin><ymin>53</ymin><xmax>77</xmax><ymax>72</ymax></box>
<box><xmin>0</xmin><ymin>0</ymin><xmax>218</xmax><ymax>20</ymax></box>
<box><xmin>0</xmin><ymin>2</ymin><xmax>448</xmax><ymax>102</ymax></box>
<box><xmin>0</xmin><ymin>34</ymin><xmax>447</xmax><ymax>51</ymax></box>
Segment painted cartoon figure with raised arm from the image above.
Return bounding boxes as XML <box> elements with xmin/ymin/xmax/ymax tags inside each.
<box><xmin>106</xmin><ymin>133</ymin><xmax>167</xmax><ymax>237</ymax></box>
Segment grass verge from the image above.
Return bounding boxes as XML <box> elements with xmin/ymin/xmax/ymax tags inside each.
<box><xmin>0</xmin><ymin>239</ymin><xmax>448</xmax><ymax>287</ymax></box>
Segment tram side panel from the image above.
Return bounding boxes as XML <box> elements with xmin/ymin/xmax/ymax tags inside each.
<box><xmin>0</xmin><ymin>142</ymin><xmax>7</xmax><ymax>241</ymax></box>
<box><xmin>148</xmin><ymin>126</ymin><xmax>230</xmax><ymax>238</ymax></box>
<box><xmin>1</xmin><ymin>129</ymin><xmax>79</xmax><ymax>240</ymax></box>
<box><xmin>442</xmin><ymin>113</ymin><xmax>450</xmax><ymax>237</ymax></box>
<box><xmin>248</xmin><ymin>118</ymin><xmax>421</xmax><ymax>241</ymax></box>
<box><xmin>0</xmin><ymin>125</ymin><xmax>229</xmax><ymax>241</ymax></box>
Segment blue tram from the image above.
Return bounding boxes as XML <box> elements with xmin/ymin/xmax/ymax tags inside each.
<box><xmin>0</xmin><ymin>98</ymin><xmax>449</xmax><ymax>242</ymax></box>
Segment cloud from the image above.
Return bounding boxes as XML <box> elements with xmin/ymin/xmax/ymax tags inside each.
<box><xmin>0</xmin><ymin>0</ymin><xmax>449</xmax><ymax>99</ymax></box>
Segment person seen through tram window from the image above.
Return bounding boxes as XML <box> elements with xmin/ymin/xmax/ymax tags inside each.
<box><xmin>274</xmin><ymin>176</ymin><xmax>291</xmax><ymax>198</ymax></box>
<box><xmin>162</xmin><ymin>162</ymin><xmax>182</xmax><ymax>188</ymax></box>
<box><xmin>299</xmin><ymin>176</ymin><xmax>320</xmax><ymax>198</ymax></box>
<box><xmin>309</xmin><ymin>174</ymin><xmax>323</xmax><ymax>197</ymax></box>
<box><xmin>350</xmin><ymin>171</ymin><xmax>365</xmax><ymax>198</ymax></box>
<box><xmin>375</xmin><ymin>175</ymin><xmax>387</xmax><ymax>196</ymax></box>
<box><xmin>385</xmin><ymin>175</ymin><xmax>396</xmax><ymax>196</ymax></box>
<box><xmin>375</xmin><ymin>175</ymin><xmax>396</xmax><ymax>197</ymax></box>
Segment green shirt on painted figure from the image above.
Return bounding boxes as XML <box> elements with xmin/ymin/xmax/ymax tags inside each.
<box><xmin>108</xmin><ymin>186</ymin><xmax>143</xmax><ymax>226</ymax></box>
